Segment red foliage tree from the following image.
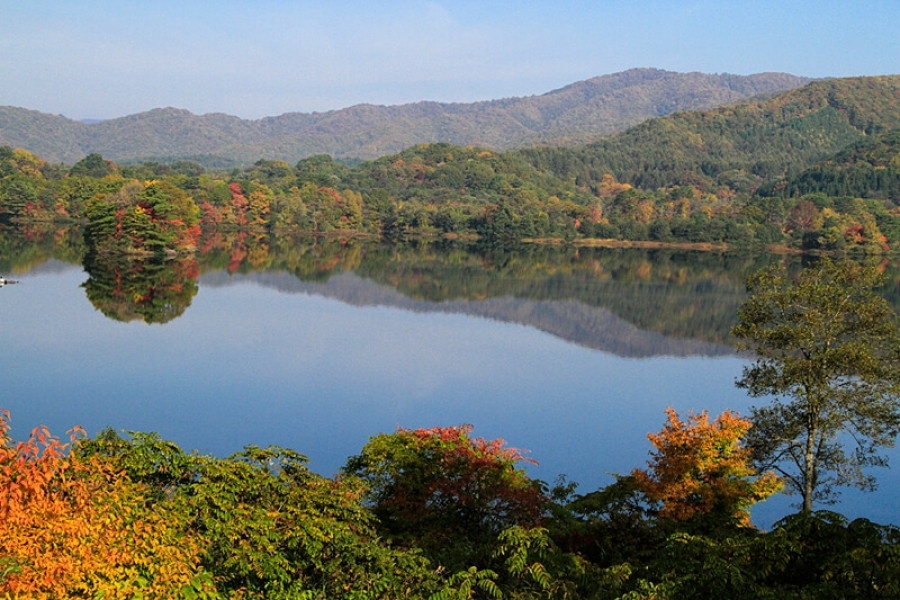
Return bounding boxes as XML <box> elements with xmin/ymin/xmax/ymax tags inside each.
<box><xmin>344</xmin><ymin>425</ymin><xmax>548</xmax><ymax>567</ymax></box>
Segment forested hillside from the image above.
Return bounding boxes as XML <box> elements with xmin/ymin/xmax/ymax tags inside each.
<box><xmin>0</xmin><ymin>69</ymin><xmax>810</xmax><ymax>165</ymax></box>
<box><xmin>759</xmin><ymin>129</ymin><xmax>900</xmax><ymax>199</ymax></box>
<box><xmin>519</xmin><ymin>75</ymin><xmax>900</xmax><ymax>194</ymax></box>
<box><xmin>2</xmin><ymin>75</ymin><xmax>899</xmax><ymax>255</ymax></box>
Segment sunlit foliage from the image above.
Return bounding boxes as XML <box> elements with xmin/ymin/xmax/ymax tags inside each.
<box><xmin>632</xmin><ymin>408</ymin><xmax>781</xmax><ymax>527</ymax></box>
<box><xmin>0</xmin><ymin>410</ymin><xmax>207</xmax><ymax>598</ymax></box>
<box><xmin>344</xmin><ymin>425</ymin><xmax>548</xmax><ymax>570</ymax></box>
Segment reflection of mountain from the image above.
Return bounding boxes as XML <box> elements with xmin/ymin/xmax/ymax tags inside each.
<box><xmin>200</xmin><ymin>270</ymin><xmax>734</xmax><ymax>358</ymax></box>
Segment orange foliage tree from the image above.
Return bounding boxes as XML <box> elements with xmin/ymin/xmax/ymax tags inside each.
<box><xmin>0</xmin><ymin>410</ymin><xmax>211</xmax><ymax>598</ymax></box>
<box><xmin>631</xmin><ymin>408</ymin><xmax>781</xmax><ymax>527</ymax></box>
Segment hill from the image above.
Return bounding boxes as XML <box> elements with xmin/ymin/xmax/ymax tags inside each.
<box><xmin>0</xmin><ymin>69</ymin><xmax>810</xmax><ymax>165</ymax></box>
<box><xmin>519</xmin><ymin>75</ymin><xmax>900</xmax><ymax>194</ymax></box>
<box><xmin>5</xmin><ymin>75</ymin><xmax>899</xmax><ymax>254</ymax></box>
<box><xmin>759</xmin><ymin>129</ymin><xmax>900</xmax><ymax>199</ymax></box>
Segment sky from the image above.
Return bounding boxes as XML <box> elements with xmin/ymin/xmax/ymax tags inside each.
<box><xmin>1</xmin><ymin>1</ymin><xmax>898</xmax><ymax>121</ymax></box>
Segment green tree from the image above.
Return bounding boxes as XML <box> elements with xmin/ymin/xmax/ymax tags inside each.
<box><xmin>732</xmin><ymin>259</ymin><xmax>900</xmax><ymax>513</ymax></box>
<box><xmin>77</xmin><ymin>430</ymin><xmax>437</xmax><ymax>599</ymax></box>
<box><xmin>69</xmin><ymin>153</ymin><xmax>117</xmax><ymax>178</ymax></box>
<box><xmin>84</xmin><ymin>180</ymin><xmax>200</xmax><ymax>256</ymax></box>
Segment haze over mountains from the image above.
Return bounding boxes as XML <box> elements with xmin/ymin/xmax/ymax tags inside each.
<box><xmin>0</xmin><ymin>69</ymin><xmax>811</xmax><ymax>166</ymax></box>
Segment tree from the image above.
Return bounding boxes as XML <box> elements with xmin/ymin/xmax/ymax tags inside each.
<box><xmin>732</xmin><ymin>259</ymin><xmax>900</xmax><ymax>513</ymax></box>
<box><xmin>84</xmin><ymin>180</ymin><xmax>200</xmax><ymax>256</ymax></box>
<box><xmin>69</xmin><ymin>153</ymin><xmax>117</xmax><ymax>178</ymax></box>
<box><xmin>343</xmin><ymin>425</ymin><xmax>547</xmax><ymax>570</ymax></box>
<box><xmin>77</xmin><ymin>429</ymin><xmax>438</xmax><ymax>599</ymax></box>
<box><xmin>632</xmin><ymin>408</ymin><xmax>781</xmax><ymax>528</ymax></box>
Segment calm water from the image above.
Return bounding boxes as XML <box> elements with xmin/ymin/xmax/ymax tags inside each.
<box><xmin>1</xmin><ymin>242</ymin><xmax>898</xmax><ymax>528</ymax></box>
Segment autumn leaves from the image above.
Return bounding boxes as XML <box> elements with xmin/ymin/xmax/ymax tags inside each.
<box><xmin>1</xmin><ymin>411</ymin><xmax>780</xmax><ymax>597</ymax></box>
<box><xmin>632</xmin><ymin>408</ymin><xmax>781</xmax><ymax>526</ymax></box>
<box><xmin>0</xmin><ymin>410</ymin><xmax>206</xmax><ymax>597</ymax></box>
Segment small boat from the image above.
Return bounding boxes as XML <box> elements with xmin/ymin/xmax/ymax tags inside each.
<box><xmin>0</xmin><ymin>277</ymin><xmax>18</xmax><ymax>287</ymax></box>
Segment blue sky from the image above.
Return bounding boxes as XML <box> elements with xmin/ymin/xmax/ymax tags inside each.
<box><xmin>1</xmin><ymin>1</ymin><xmax>897</xmax><ymax>120</ymax></box>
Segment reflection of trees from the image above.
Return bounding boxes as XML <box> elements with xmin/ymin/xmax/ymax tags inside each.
<box><xmin>350</xmin><ymin>243</ymin><xmax>786</xmax><ymax>346</ymax></box>
<box><xmin>6</xmin><ymin>222</ymin><xmax>900</xmax><ymax>342</ymax></box>
<box><xmin>198</xmin><ymin>230</ymin><xmax>272</xmax><ymax>273</ymax></box>
<box><xmin>264</xmin><ymin>232</ymin><xmax>366</xmax><ymax>281</ymax></box>
<box><xmin>82</xmin><ymin>253</ymin><xmax>199</xmax><ymax>324</ymax></box>
<box><xmin>0</xmin><ymin>223</ymin><xmax>86</xmax><ymax>273</ymax></box>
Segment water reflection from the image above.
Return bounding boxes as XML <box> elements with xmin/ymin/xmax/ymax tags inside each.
<box><xmin>2</xmin><ymin>224</ymin><xmax>800</xmax><ymax>352</ymax></box>
<box><xmin>82</xmin><ymin>253</ymin><xmax>199</xmax><ymax>324</ymax></box>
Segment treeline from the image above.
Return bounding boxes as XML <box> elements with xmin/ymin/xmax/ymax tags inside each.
<box><xmin>2</xmin><ymin>76</ymin><xmax>900</xmax><ymax>254</ymax></box>
<box><xmin>3</xmin><ymin>411</ymin><xmax>898</xmax><ymax>599</ymax></box>
<box><xmin>2</xmin><ymin>138</ymin><xmax>899</xmax><ymax>255</ymax></box>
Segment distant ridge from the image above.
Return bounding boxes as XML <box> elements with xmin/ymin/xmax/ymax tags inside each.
<box><xmin>0</xmin><ymin>69</ymin><xmax>811</xmax><ymax>165</ymax></box>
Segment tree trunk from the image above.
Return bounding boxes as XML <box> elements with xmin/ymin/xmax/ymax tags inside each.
<box><xmin>802</xmin><ymin>414</ymin><xmax>817</xmax><ymax>513</ymax></box>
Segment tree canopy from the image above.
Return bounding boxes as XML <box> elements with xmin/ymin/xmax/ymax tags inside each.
<box><xmin>732</xmin><ymin>259</ymin><xmax>900</xmax><ymax>512</ymax></box>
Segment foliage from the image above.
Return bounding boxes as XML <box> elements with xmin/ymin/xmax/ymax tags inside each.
<box><xmin>344</xmin><ymin>425</ymin><xmax>548</xmax><ymax>570</ymax></box>
<box><xmin>2</xmin><ymin>408</ymin><xmax>899</xmax><ymax>599</ymax></box>
<box><xmin>433</xmin><ymin>525</ymin><xmax>634</xmax><ymax>600</ymax></box>
<box><xmin>635</xmin><ymin>511</ymin><xmax>900</xmax><ymax>599</ymax></box>
<box><xmin>78</xmin><ymin>429</ymin><xmax>437</xmax><ymax>599</ymax></box>
<box><xmin>631</xmin><ymin>408</ymin><xmax>781</xmax><ymax>528</ymax></box>
<box><xmin>84</xmin><ymin>179</ymin><xmax>201</xmax><ymax>256</ymax></box>
<box><xmin>732</xmin><ymin>259</ymin><xmax>900</xmax><ymax>511</ymax></box>
<box><xmin>70</xmin><ymin>152</ymin><xmax>118</xmax><ymax>178</ymax></box>
<box><xmin>556</xmin><ymin>475</ymin><xmax>667</xmax><ymax>569</ymax></box>
<box><xmin>0</xmin><ymin>409</ymin><xmax>208</xmax><ymax>598</ymax></box>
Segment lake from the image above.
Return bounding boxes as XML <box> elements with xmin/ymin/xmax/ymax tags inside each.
<box><xmin>1</xmin><ymin>235</ymin><xmax>898</xmax><ymax>528</ymax></box>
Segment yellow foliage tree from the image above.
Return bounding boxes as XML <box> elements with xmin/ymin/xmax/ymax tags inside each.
<box><xmin>632</xmin><ymin>408</ymin><xmax>781</xmax><ymax>527</ymax></box>
<box><xmin>0</xmin><ymin>410</ymin><xmax>211</xmax><ymax>598</ymax></box>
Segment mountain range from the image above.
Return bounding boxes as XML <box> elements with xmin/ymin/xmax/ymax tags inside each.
<box><xmin>0</xmin><ymin>68</ymin><xmax>811</xmax><ymax>165</ymax></box>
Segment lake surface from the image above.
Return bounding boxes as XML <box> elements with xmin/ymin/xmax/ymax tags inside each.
<box><xmin>1</xmin><ymin>238</ymin><xmax>898</xmax><ymax>528</ymax></box>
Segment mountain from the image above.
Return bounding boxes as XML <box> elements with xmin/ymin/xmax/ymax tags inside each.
<box><xmin>519</xmin><ymin>75</ymin><xmax>900</xmax><ymax>193</ymax></box>
<box><xmin>0</xmin><ymin>69</ymin><xmax>811</xmax><ymax>165</ymax></box>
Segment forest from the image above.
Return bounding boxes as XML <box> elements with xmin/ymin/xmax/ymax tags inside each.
<box><xmin>2</xmin><ymin>78</ymin><xmax>900</xmax><ymax>256</ymax></box>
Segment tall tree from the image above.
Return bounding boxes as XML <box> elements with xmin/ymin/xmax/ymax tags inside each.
<box><xmin>732</xmin><ymin>259</ymin><xmax>900</xmax><ymax>512</ymax></box>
